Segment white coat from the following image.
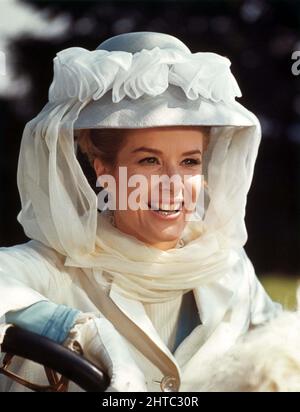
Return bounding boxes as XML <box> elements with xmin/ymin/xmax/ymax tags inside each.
<box><xmin>0</xmin><ymin>239</ymin><xmax>282</xmax><ymax>392</ymax></box>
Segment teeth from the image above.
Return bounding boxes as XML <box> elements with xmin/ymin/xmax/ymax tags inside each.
<box><xmin>149</xmin><ymin>202</ymin><xmax>159</xmax><ymax>210</ymax></box>
<box><xmin>149</xmin><ymin>202</ymin><xmax>182</xmax><ymax>211</ymax></box>
<box><xmin>158</xmin><ymin>210</ymin><xmax>177</xmax><ymax>215</ymax></box>
<box><xmin>161</xmin><ymin>203</ymin><xmax>181</xmax><ymax>211</ymax></box>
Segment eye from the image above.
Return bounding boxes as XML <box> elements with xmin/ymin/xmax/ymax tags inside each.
<box><xmin>138</xmin><ymin>157</ymin><xmax>160</xmax><ymax>165</ymax></box>
<box><xmin>182</xmin><ymin>158</ymin><xmax>201</xmax><ymax>166</ymax></box>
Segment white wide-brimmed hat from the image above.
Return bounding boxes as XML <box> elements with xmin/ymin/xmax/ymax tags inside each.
<box><xmin>16</xmin><ymin>32</ymin><xmax>261</xmax><ymax>300</ymax></box>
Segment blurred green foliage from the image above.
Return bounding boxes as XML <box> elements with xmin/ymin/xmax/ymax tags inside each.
<box><xmin>260</xmin><ymin>274</ymin><xmax>299</xmax><ymax>310</ymax></box>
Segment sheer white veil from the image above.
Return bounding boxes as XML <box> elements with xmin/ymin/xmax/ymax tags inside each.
<box><xmin>16</xmin><ymin>32</ymin><xmax>261</xmax><ymax>302</ymax></box>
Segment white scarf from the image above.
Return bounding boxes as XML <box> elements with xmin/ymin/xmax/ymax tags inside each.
<box><xmin>64</xmin><ymin>210</ymin><xmax>240</xmax><ymax>303</ymax></box>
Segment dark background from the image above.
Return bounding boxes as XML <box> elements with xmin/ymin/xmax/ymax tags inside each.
<box><xmin>0</xmin><ymin>0</ymin><xmax>299</xmax><ymax>275</ymax></box>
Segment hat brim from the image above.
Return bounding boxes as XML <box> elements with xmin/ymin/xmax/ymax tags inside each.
<box><xmin>74</xmin><ymin>85</ymin><xmax>257</xmax><ymax>130</ymax></box>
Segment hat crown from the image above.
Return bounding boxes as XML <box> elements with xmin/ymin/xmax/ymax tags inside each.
<box><xmin>96</xmin><ymin>31</ymin><xmax>191</xmax><ymax>54</ymax></box>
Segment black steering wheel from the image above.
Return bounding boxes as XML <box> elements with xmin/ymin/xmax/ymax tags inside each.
<box><xmin>0</xmin><ymin>326</ymin><xmax>110</xmax><ymax>392</ymax></box>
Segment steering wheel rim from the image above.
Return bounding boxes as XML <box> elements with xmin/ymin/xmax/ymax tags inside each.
<box><xmin>1</xmin><ymin>326</ymin><xmax>110</xmax><ymax>392</ymax></box>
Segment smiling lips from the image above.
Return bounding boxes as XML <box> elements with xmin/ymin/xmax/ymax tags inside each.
<box><xmin>147</xmin><ymin>201</ymin><xmax>184</xmax><ymax>217</ymax></box>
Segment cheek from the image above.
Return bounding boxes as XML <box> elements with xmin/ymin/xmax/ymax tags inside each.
<box><xmin>114</xmin><ymin>169</ymin><xmax>151</xmax><ymax>208</ymax></box>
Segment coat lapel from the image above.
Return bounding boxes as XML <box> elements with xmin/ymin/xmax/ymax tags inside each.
<box><xmin>108</xmin><ymin>281</ymin><xmax>182</xmax><ymax>380</ymax></box>
<box><xmin>173</xmin><ymin>272</ymin><xmax>237</xmax><ymax>368</ymax></box>
<box><xmin>193</xmin><ymin>278</ymin><xmax>235</xmax><ymax>333</ymax></box>
<box><xmin>108</xmin><ymin>271</ymin><xmax>238</xmax><ymax>381</ymax></box>
<box><xmin>109</xmin><ymin>281</ymin><xmax>177</xmax><ymax>359</ymax></box>
<box><xmin>81</xmin><ymin>270</ymin><xmax>181</xmax><ymax>382</ymax></box>
<box><xmin>108</xmin><ymin>273</ymin><xmax>236</xmax><ymax>349</ymax></box>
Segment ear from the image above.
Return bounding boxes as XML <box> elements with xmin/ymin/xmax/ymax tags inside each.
<box><xmin>94</xmin><ymin>157</ymin><xmax>108</xmax><ymax>177</ymax></box>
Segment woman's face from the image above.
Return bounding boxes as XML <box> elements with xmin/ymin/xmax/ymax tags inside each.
<box><xmin>94</xmin><ymin>126</ymin><xmax>205</xmax><ymax>250</ymax></box>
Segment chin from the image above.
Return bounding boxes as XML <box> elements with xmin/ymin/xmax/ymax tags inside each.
<box><xmin>149</xmin><ymin>227</ymin><xmax>183</xmax><ymax>243</ymax></box>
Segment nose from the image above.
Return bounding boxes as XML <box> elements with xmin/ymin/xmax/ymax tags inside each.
<box><xmin>161</xmin><ymin>161</ymin><xmax>182</xmax><ymax>179</ymax></box>
<box><xmin>157</xmin><ymin>162</ymin><xmax>184</xmax><ymax>200</ymax></box>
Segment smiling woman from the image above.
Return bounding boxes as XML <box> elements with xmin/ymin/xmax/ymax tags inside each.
<box><xmin>0</xmin><ymin>31</ymin><xmax>283</xmax><ymax>392</ymax></box>
<box><xmin>76</xmin><ymin>126</ymin><xmax>211</xmax><ymax>250</ymax></box>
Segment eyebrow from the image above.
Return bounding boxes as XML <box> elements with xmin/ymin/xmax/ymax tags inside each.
<box><xmin>131</xmin><ymin>147</ymin><xmax>202</xmax><ymax>156</ymax></box>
